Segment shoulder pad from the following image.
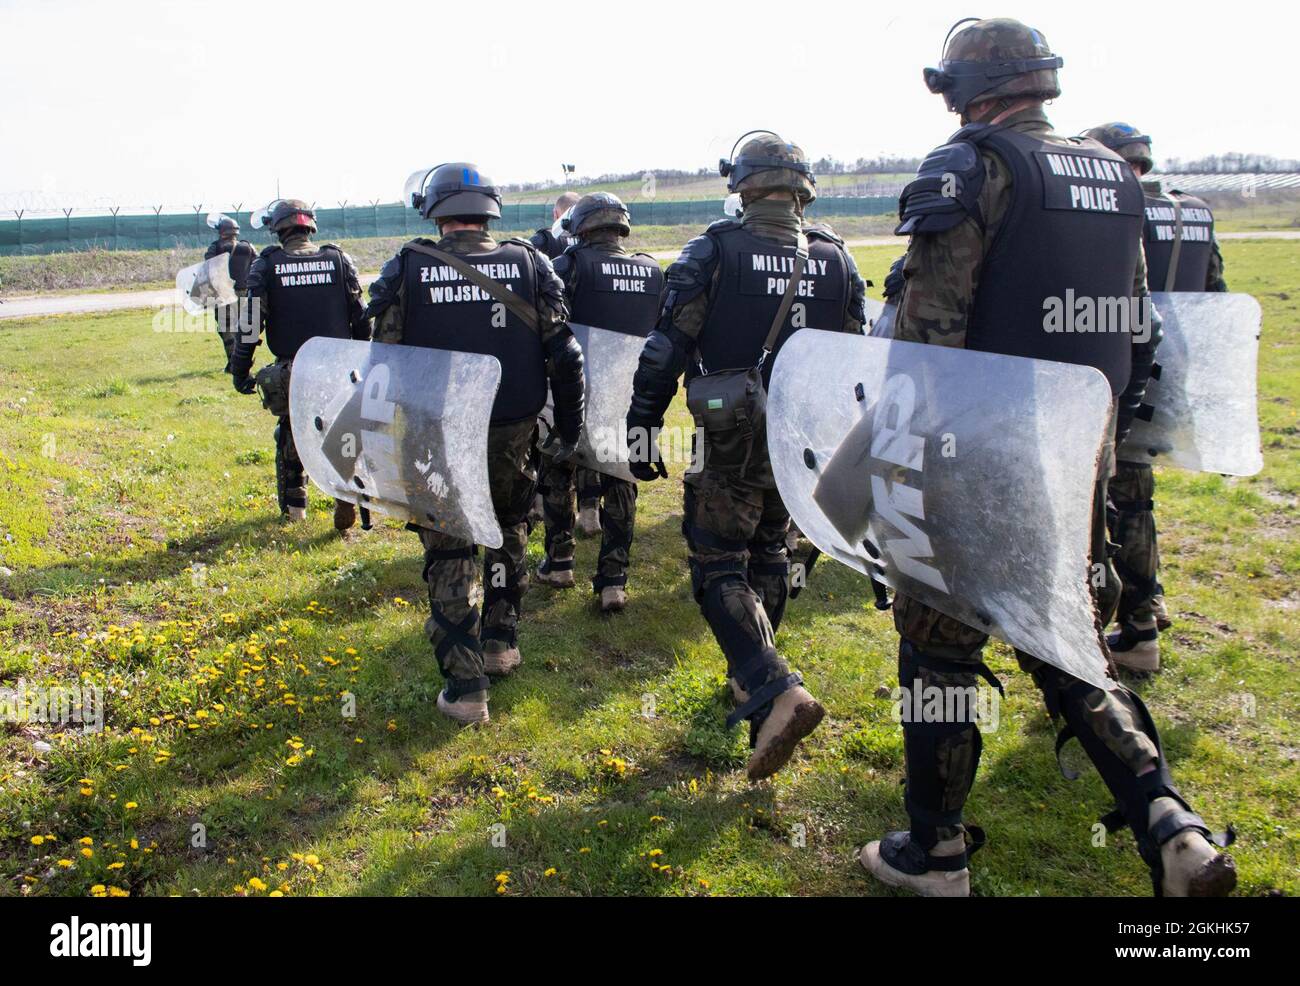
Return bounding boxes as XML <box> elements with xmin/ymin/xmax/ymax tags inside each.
<box><xmin>258</xmin><ymin>244</ymin><xmax>281</xmax><ymax>258</ymax></box>
<box><xmin>804</xmin><ymin>223</ymin><xmax>844</xmax><ymax>245</ymax></box>
<box><xmin>896</xmin><ymin>139</ymin><xmax>985</xmax><ymax>236</ymax></box>
<box><xmin>664</xmin><ymin>231</ymin><xmax>720</xmax><ymax>303</ymax></box>
<box><xmin>704</xmin><ymin>218</ymin><xmax>742</xmax><ymax>235</ymax></box>
<box><xmin>552</xmin><ymin>252</ymin><xmax>574</xmax><ymax>278</ymax></box>
<box><xmin>503</xmin><ymin>236</ymin><xmax>535</xmax><ymax>249</ymax></box>
<box><xmin>398</xmin><ymin>237</ymin><xmax>437</xmax><ymax>254</ymax></box>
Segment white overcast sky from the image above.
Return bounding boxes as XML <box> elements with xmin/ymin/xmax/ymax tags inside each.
<box><xmin>0</xmin><ymin>0</ymin><xmax>1294</xmax><ymax>213</ymax></box>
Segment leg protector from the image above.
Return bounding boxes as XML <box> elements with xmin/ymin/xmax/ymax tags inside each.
<box><xmin>747</xmin><ymin>535</ymin><xmax>790</xmax><ymax>634</ymax></box>
<box><xmin>1045</xmin><ymin>671</ymin><xmax>1233</xmax><ymax>895</ymax></box>
<box><xmin>898</xmin><ymin>640</ymin><xmax>1000</xmax><ymax>848</ymax></box>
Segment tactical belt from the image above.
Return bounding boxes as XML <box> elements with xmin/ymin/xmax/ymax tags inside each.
<box><xmin>403</xmin><ymin>240</ymin><xmax>539</xmax><ymax>332</ymax></box>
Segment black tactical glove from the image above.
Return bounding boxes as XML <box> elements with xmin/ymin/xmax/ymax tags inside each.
<box><xmin>232</xmin><ymin>371</ymin><xmax>256</xmax><ymax>395</ymax></box>
<box><xmin>625</xmin><ymin>414</ymin><xmax>668</xmax><ymax>482</ymax></box>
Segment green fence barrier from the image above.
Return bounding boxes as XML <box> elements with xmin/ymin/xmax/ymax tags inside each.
<box><xmin>0</xmin><ymin>196</ymin><xmax>896</xmax><ymax>257</ymax></box>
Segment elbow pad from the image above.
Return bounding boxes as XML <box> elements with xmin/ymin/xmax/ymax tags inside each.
<box><xmin>546</xmin><ymin>330</ymin><xmax>586</xmax><ymax>444</ymax></box>
<box><xmin>628</xmin><ymin>326</ymin><xmax>689</xmax><ymax>427</ymax></box>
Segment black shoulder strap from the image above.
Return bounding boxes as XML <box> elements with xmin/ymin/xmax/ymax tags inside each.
<box><xmin>1164</xmin><ymin>197</ymin><xmax>1184</xmax><ymax>293</ymax></box>
<box><xmin>402</xmin><ymin>240</ymin><xmax>539</xmax><ymax>332</ymax></box>
<box><xmin>760</xmin><ymin>231</ymin><xmax>808</xmax><ymax>361</ymax></box>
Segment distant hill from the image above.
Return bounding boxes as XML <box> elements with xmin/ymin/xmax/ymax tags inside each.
<box><xmin>502</xmin><ymin>171</ymin><xmax>912</xmax><ymax>205</ymax></box>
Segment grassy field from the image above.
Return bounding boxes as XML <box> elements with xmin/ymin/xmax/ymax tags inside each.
<box><xmin>0</xmin><ymin>241</ymin><xmax>1296</xmax><ymax>897</ymax></box>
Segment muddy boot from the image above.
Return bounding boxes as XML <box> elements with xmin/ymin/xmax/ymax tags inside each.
<box><xmin>1149</xmin><ymin>797</ymin><xmax>1237</xmax><ymax>897</ymax></box>
<box><xmin>859</xmin><ymin>828</ymin><xmax>981</xmax><ymax>897</ymax></box>
<box><xmin>577</xmin><ymin>502</ymin><xmax>601</xmax><ymax>537</ymax></box>
<box><xmin>600</xmin><ymin>585</ymin><xmax>627</xmax><ymax>613</ymax></box>
<box><xmin>730</xmin><ymin>674</ymin><xmax>825</xmax><ymax>781</ymax></box>
<box><xmin>1151</xmin><ymin>593</ymin><xmax>1171</xmax><ymax>632</ymax></box>
<box><xmin>333</xmin><ymin>499</ymin><xmax>356</xmax><ymax>532</ymax></box>
<box><xmin>483</xmin><ymin>640</ymin><xmax>522</xmax><ymax>677</ymax></box>
<box><xmin>1108</xmin><ymin>619</ymin><xmax>1160</xmax><ymax>672</ymax></box>
<box><xmin>285</xmin><ymin>505</ymin><xmax>307</xmax><ymax>523</ymax></box>
<box><xmin>437</xmin><ymin>678</ymin><xmax>490</xmax><ymax>725</ymax></box>
<box><xmin>535</xmin><ymin>555</ymin><xmax>575</xmax><ymax>589</ymax></box>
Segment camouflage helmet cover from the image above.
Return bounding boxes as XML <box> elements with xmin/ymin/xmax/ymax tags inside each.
<box><xmin>924</xmin><ymin>17</ymin><xmax>1063</xmax><ymax>114</ymax></box>
<box><xmin>563</xmin><ymin>192</ymin><xmax>631</xmax><ymax>237</ymax></box>
<box><xmin>268</xmin><ymin>198</ymin><xmax>317</xmax><ymax>234</ymax></box>
<box><xmin>1082</xmin><ymin>122</ymin><xmax>1153</xmax><ymax>174</ymax></box>
<box><xmin>719</xmin><ymin>131</ymin><xmax>817</xmax><ymax>203</ymax></box>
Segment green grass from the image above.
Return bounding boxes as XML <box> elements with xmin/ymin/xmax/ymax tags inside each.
<box><xmin>0</xmin><ymin>241</ymin><xmax>1296</xmax><ymax>897</ymax></box>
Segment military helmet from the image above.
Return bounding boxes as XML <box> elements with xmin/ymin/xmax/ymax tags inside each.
<box><xmin>1082</xmin><ymin>122</ymin><xmax>1153</xmax><ymax>175</ymax></box>
<box><xmin>718</xmin><ymin>131</ymin><xmax>817</xmax><ymax>203</ymax></box>
<box><xmin>563</xmin><ymin>192</ymin><xmax>631</xmax><ymax>237</ymax></box>
<box><xmin>405</xmin><ymin>162</ymin><xmax>502</xmax><ymax>222</ymax></box>
<box><xmin>250</xmin><ymin>199</ymin><xmax>317</xmax><ymax>234</ymax></box>
<box><xmin>923</xmin><ymin>17</ymin><xmax>1063</xmax><ymax>114</ymax></box>
<box><xmin>217</xmin><ymin>216</ymin><xmax>240</xmax><ymax>235</ymax></box>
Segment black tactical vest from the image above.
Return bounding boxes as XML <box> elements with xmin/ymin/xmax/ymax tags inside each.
<box><xmin>966</xmin><ymin>128</ymin><xmax>1144</xmax><ymax>395</ymax></box>
<box><xmin>566</xmin><ymin>247</ymin><xmax>663</xmax><ymax>337</ymax></box>
<box><xmin>263</xmin><ymin>246</ymin><xmax>351</xmax><ymax>360</ymax></box>
<box><xmin>1143</xmin><ymin>190</ymin><xmax>1215</xmax><ymax>292</ymax></box>
<box><xmin>691</xmin><ymin>223</ymin><xmax>850</xmax><ymax>388</ymax></box>
<box><xmin>400</xmin><ymin>239</ymin><xmax>547</xmax><ymax>423</ymax></box>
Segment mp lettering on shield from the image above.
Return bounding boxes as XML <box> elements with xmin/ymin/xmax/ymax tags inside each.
<box><xmin>866</xmin><ymin>374</ymin><xmax>949</xmax><ymax>594</ymax></box>
<box><xmin>354</xmin><ymin>362</ymin><xmax>408</xmax><ymax>506</ymax></box>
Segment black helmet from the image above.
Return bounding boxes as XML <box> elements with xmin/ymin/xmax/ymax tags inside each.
<box><xmin>562</xmin><ymin>192</ymin><xmax>631</xmax><ymax>237</ymax></box>
<box><xmin>718</xmin><ymin>130</ymin><xmax>816</xmax><ymax>202</ymax></box>
<box><xmin>922</xmin><ymin>17</ymin><xmax>1063</xmax><ymax>115</ymax></box>
<box><xmin>405</xmin><ymin>162</ymin><xmax>502</xmax><ymax>221</ymax></box>
<box><xmin>250</xmin><ymin>199</ymin><xmax>316</xmax><ymax>234</ymax></box>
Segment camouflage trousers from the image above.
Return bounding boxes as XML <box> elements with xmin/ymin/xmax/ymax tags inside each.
<box><xmin>539</xmin><ymin>454</ymin><xmax>637</xmax><ymax>591</ymax></box>
<box><xmin>417</xmin><ymin>419</ymin><xmax>536</xmax><ymax>683</ymax></box>
<box><xmin>891</xmin><ymin>475</ymin><xmax>1160</xmax><ymax>846</ymax></box>
<box><xmin>1108</xmin><ymin>460</ymin><xmax>1159</xmax><ymax>628</ymax></box>
<box><xmin>214</xmin><ymin>305</ymin><xmax>239</xmax><ymax>371</ymax></box>
<box><xmin>683</xmin><ymin>456</ymin><xmax>792</xmax><ymax>691</ymax></box>
<box><xmin>274</xmin><ymin>414</ymin><xmax>307</xmax><ymax>514</ymax></box>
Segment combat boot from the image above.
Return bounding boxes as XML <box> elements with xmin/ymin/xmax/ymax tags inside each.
<box><xmin>437</xmin><ymin>679</ymin><xmax>490</xmax><ymax>725</ymax></box>
<box><xmin>1108</xmin><ymin>619</ymin><xmax>1160</xmax><ymax>672</ymax></box>
<box><xmin>285</xmin><ymin>505</ymin><xmax>308</xmax><ymax>523</ymax></box>
<box><xmin>535</xmin><ymin>556</ymin><xmax>575</xmax><ymax>589</ymax></box>
<box><xmin>1151</xmin><ymin>593</ymin><xmax>1172</xmax><ymax>632</ymax></box>
<box><xmin>577</xmin><ymin>502</ymin><xmax>601</xmax><ymax>537</ymax></box>
<box><xmin>859</xmin><ymin>828</ymin><xmax>982</xmax><ymax>897</ymax></box>
<box><xmin>600</xmin><ymin>585</ymin><xmax>627</xmax><ymax>613</ymax></box>
<box><xmin>730</xmin><ymin>675</ymin><xmax>825</xmax><ymax>781</ymax></box>
<box><xmin>1149</xmin><ymin>797</ymin><xmax>1237</xmax><ymax>897</ymax></box>
<box><xmin>333</xmin><ymin>499</ymin><xmax>356</xmax><ymax>532</ymax></box>
<box><xmin>483</xmin><ymin>640</ymin><xmax>522</xmax><ymax>677</ymax></box>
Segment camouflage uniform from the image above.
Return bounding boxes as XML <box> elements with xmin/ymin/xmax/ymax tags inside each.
<box><xmin>646</xmin><ymin>191</ymin><xmax>866</xmax><ymax>698</ymax></box>
<box><xmin>540</xmin><ymin>228</ymin><xmax>642</xmax><ymax>593</ymax></box>
<box><xmin>233</xmin><ymin>226</ymin><xmax>369</xmax><ymax>516</ymax></box>
<box><xmin>890</xmin><ymin>100</ymin><xmax>1166</xmax><ymax>844</ymax></box>
<box><xmin>1082</xmin><ymin>126</ymin><xmax>1230</xmax><ymax>641</ymax></box>
<box><xmin>370</xmin><ymin>228</ymin><xmax>572</xmax><ymax>684</ymax></box>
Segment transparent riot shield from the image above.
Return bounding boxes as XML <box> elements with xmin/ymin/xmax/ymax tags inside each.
<box><xmin>1119</xmin><ymin>292</ymin><xmax>1263</xmax><ymax>476</ymax></box>
<box><xmin>175</xmin><ymin>255</ymin><xmax>237</xmax><ymax>316</ymax></box>
<box><xmin>289</xmin><ymin>337</ymin><xmax>504</xmax><ymax>548</ymax></box>
<box><xmin>865</xmin><ymin>298</ymin><xmax>894</xmax><ymax>338</ymax></box>
<box><xmin>769</xmin><ymin>332</ymin><xmax>1117</xmax><ymax>689</ymax></box>
<box><xmin>564</xmin><ymin>322</ymin><xmax>646</xmax><ymax>482</ymax></box>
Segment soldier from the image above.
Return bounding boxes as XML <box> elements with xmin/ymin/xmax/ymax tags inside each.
<box><xmin>858</xmin><ymin>18</ymin><xmax>1235</xmax><ymax>897</ymax></box>
<box><xmin>535</xmin><ymin>193</ymin><xmax>664</xmax><ymax>612</ymax></box>
<box><xmin>230</xmin><ymin>199</ymin><xmax>370</xmax><ymax>528</ymax></box>
<box><xmin>367</xmin><ymin>163</ymin><xmax>585</xmax><ymax>725</ymax></box>
<box><xmin>1083</xmin><ymin>122</ymin><xmax>1230</xmax><ymax>671</ymax></box>
<box><xmin>530</xmin><ymin>190</ymin><xmax>581</xmax><ymax>260</ymax></box>
<box><xmin>205</xmin><ymin>215</ymin><xmax>256</xmax><ymax>371</ymax></box>
<box><xmin>626</xmin><ymin>132</ymin><xmax>867</xmax><ymax>780</ymax></box>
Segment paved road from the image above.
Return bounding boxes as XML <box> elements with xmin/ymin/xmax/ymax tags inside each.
<box><xmin>3</xmin><ymin>230</ymin><xmax>1295</xmax><ymax>321</ymax></box>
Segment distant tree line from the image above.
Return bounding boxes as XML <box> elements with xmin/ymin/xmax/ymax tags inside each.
<box><xmin>500</xmin><ymin>157</ymin><xmax>926</xmax><ymax>193</ymax></box>
<box><xmin>1160</xmin><ymin>152</ymin><xmax>1300</xmax><ymax>173</ymax></box>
